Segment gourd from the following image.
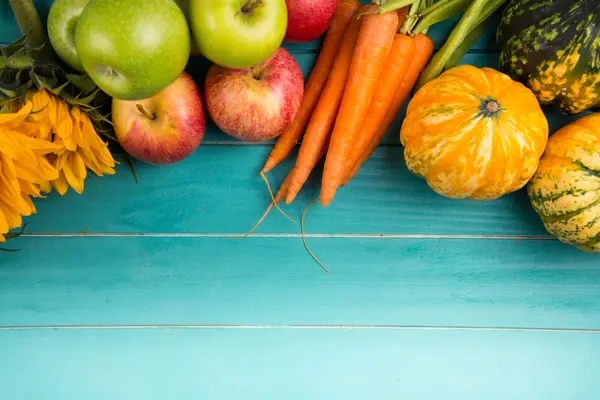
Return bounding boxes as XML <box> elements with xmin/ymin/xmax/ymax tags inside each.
<box><xmin>400</xmin><ymin>65</ymin><xmax>549</xmax><ymax>200</ymax></box>
<box><xmin>527</xmin><ymin>113</ymin><xmax>600</xmax><ymax>252</ymax></box>
<box><xmin>496</xmin><ymin>0</ymin><xmax>600</xmax><ymax>114</ymax></box>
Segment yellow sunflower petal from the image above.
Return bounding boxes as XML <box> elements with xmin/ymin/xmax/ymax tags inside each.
<box><xmin>96</xmin><ymin>146</ymin><xmax>116</xmax><ymax>171</ymax></box>
<box><xmin>20</xmin><ymin>192</ymin><xmax>37</xmax><ymax>215</ymax></box>
<box><xmin>62</xmin><ymin>153</ymin><xmax>85</xmax><ymax>194</ymax></box>
<box><xmin>79</xmin><ymin>146</ymin><xmax>103</xmax><ymax>175</ymax></box>
<box><xmin>0</xmin><ymin>210</ymin><xmax>9</xmax><ymax>240</ymax></box>
<box><xmin>57</xmin><ymin>115</ymin><xmax>76</xmax><ymax>151</ymax></box>
<box><xmin>72</xmin><ymin>116</ymin><xmax>85</xmax><ymax>147</ymax></box>
<box><xmin>80</xmin><ymin>117</ymin><xmax>103</xmax><ymax>149</ymax></box>
<box><xmin>52</xmin><ymin>170</ymin><xmax>70</xmax><ymax>196</ymax></box>
<box><xmin>14</xmin><ymin>157</ymin><xmax>59</xmax><ymax>183</ymax></box>
<box><xmin>0</xmin><ymin>130</ymin><xmax>36</xmax><ymax>162</ymax></box>
<box><xmin>0</xmin><ymin>154</ymin><xmax>17</xmax><ymax>180</ymax></box>
<box><xmin>0</xmin><ymin>102</ymin><xmax>32</xmax><ymax>128</ymax></box>
<box><xmin>39</xmin><ymin>180</ymin><xmax>52</xmax><ymax>194</ymax></box>
<box><xmin>18</xmin><ymin>179</ymin><xmax>42</xmax><ymax>199</ymax></box>
<box><xmin>0</xmin><ymin>174</ymin><xmax>33</xmax><ymax>217</ymax></box>
<box><xmin>71</xmin><ymin>150</ymin><xmax>87</xmax><ymax>179</ymax></box>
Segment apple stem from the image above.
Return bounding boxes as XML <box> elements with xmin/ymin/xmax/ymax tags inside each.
<box><xmin>9</xmin><ymin>0</ymin><xmax>54</xmax><ymax>62</ymax></box>
<box><xmin>136</xmin><ymin>104</ymin><xmax>156</xmax><ymax>121</ymax></box>
<box><xmin>241</xmin><ymin>0</ymin><xmax>262</xmax><ymax>13</ymax></box>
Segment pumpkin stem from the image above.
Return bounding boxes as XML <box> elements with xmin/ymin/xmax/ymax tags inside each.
<box><xmin>479</xmin><ymin>98</ymin><xmax>502</xmax><ymax>118</ymax></box>
<box><xmin>486</xmin><ymin>100</ymin><xmax>500</xmax><ymax>114</ymax></box>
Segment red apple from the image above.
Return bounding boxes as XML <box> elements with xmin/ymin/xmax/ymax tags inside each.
<box><xmin>284</xmin><ymin>0</ymin><xmax>338</xmax><ymax>43</ymax></box>
<box><xmin>204</xmin><ymin>47</ymin><xmax>304</xmax><ymax>142</ymax></box>
<box><xmin>112</xmin><ymin>72</ymin><xmax>206</xmax><ymax>165</ymax></box>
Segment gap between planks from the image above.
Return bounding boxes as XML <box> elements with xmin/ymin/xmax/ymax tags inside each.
<box><xmin>18</xmin><ymin>233</ymin><xmax>554</xmax><ymax>240</ymax></box>
<box><xmin>0</xmin><ymin>324</ymin><xmax>597</xmax><ymax>333</ymax></box>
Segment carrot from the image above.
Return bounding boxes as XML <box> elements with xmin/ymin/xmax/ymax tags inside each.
<box><xmin>341</xmin><ymin>31</ymin><xmax>416</xmax><ymax>183</ymax></box>
<box><xmin>343</xmin><ymin>33</ymin><xmax>434</xmax><ymax>184</ymax></box>
<box><xmin>278</xmin><ymin>129</ymin><xmax>333</xmax><ymax>204</ymax></box>
<box><xmin>319</xmin><ymin>8</ymin><xmax>400</xmax><ymax>207</ymax></box>
<box><xmin>261</xmin><ymin>0</ymin><xmax>361</xmax><ymax>174</ymax></box>
<box><xmin>283</xmin><ymin>6</ymin><xmax>366</xmax><ymax>205</ymax></box>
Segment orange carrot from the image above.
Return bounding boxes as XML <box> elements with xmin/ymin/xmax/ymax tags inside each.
<box><xmin>342</xmin><ymin>32</ymin><xmax>416</xmax><ymax>181</ymax></box>
<box><xmin>320</xmin><ymin>8</ymin><xmax>400</xmax><ymax>207</ymax></box>
<box><xmin>276</xmin><ymin>130</ymin><xmax>333</xmax><ymax>203</ymax></box>
<box><xmin>395</xmin><ymin>6</ymin><xmax>409</xmax><ymax>23</ymax></box>
<box><xmin>275</xmin><ymin>172</ymin><xmax>292</xmax><ymax>203</ymax></box>
<box><xmin>343</xmin><ymin>33</ymin><xmax>434</xmax><ymax>184</ymax></box>
<box><xmin>283</xmin><ymin>7</ymin><xmax>366</xmax><ymax>205</ymax></box>
<box><xmin>261</xmin><ymin>0</ymin><xmax>361</xmax><ymax>174</ymax></box>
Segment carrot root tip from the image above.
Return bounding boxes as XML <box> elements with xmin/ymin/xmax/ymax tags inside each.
<box><xmin>260</xmin><ymin>171</ymin><xmax>296</xmax><ymax>224</ymax></box>
<box><xmin>235</xmin><ymin>202</ymin><xmax>274</xmax><ymax>240</ymax></box>
<box><xmin>301</xmin><ymin>198</ymin><xmax>331</xmax><ymax>275</ymax></box>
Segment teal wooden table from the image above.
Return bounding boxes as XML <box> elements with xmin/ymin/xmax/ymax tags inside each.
<box><xmin>1</xmin><ymin>2</ymin><xmax>599</xmax><ymax>399</ymax></box>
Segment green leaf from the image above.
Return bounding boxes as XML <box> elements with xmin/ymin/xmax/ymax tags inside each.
<box><xmin>0</xmin><ymin>34</ymin><xmax>29</xmax><ymax>58</ymax></box>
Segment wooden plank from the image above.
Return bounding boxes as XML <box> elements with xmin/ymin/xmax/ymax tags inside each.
<box><xmin>0</xmin><ymin>327</ymin><xmax>599</xmax><ymax>399</ymax></box>
<box><xmin>1</xmin><ymin>237</ymin><xmax>599</xmax><ymax>329</ymax></box>
<box><xmin>19</xmin><ymin>145</ymin><xmax>552</xmax><ymax>236</ymax></box>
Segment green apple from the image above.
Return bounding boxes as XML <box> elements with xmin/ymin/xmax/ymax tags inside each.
<box><xmin>74</xmin><ymin>0</ymin><xmax>191</xmax><ymax>100</ymax></box>
<box><xmin>47</xmin><ymin>0</ymin><xmax>89</xmax><ymax>72</ymax></box>
<box><xmin>173</xmin><ymin>0</ymin><xmax>202</xmax><ymax>56</ymax></box>
<box><xmin>189</xmin><ymin>0</ymin><xmax>287</xmax><ymax>69</ymax></box>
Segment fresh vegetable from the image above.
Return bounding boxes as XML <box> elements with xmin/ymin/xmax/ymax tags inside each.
<box><xmin>262</xmin><ymin>0</ymin><xmax>361</xmax><ymax>173</ymax></box>
<box><xmin>320</xmin><ymin>6</ymin><xmax>400</xmax><ymax>207</ymax></box>
<box><xmin>341</xmin><ymin>32</ymin><xmax>414</xmax><ymax>183</ymax></box>
<box><xmin>497</xmin><ymin>0</ymin><xmax>600</xmax><ymax>114</ymax></box>
<box><xmin>344</xmin><ymin>32</ymin><xmax>434</xmax><ymax>184</ymax></box>
<box><xmin>415</xmin><ymin>0</ymin><xmax>508</xmax><ymax>90</ymax></box>
<box><xmin>260</xmin><ymin>0</ymin><xmax>473</xmax><ymax>212</ymax></box>
<box><xmin>527</xmin><ymin>113</ymin><xmax>600</xmax><ymax>253</ymax></box>
<box><xmin>400</xmin><ymin>65</ymin><xmax>549</xmax><ymax>200</ymax></box>
<box><xmin>283</xmin><ymin>5</ymin><xmax>367</xmax><ymax>204</ymax></box>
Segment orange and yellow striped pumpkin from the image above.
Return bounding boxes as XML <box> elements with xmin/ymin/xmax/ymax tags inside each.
<box><xmin>400</xmin><ymin>65</ymin><xmax>549</xmax><ymax>200</ymax></box>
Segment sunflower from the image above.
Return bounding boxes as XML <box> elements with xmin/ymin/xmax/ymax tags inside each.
<box><xmin>25</xmin><ymin>89</ymin><xmax>117</xmax><ymax>195</ymax></box>
<box><xmin>0</xmin><ymin>102</ymin><xmax>60</xmax><ymax>242</ymax></box>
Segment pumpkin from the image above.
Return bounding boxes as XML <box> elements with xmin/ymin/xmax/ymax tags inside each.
<box><xmin>527</xmin><ymin>113</ymin><xmax>600</xmax><ymax>252</ymax></box>
<box><xmin>400</xmin><ymin>65</ymin><xmax>549</xmax><ymax>200</ymax></box>
<box><xmin>496</xmin><ymin>0</ymin><xmax>600</xmax><ymax>115</ymax></box>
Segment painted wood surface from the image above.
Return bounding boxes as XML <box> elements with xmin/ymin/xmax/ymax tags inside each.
<box><xmin>2</xmin><ymin>237</ymin><xmax>600</xmax><ymax>329</ymax></box>
<box><xmin>1</xmin><ymin>0</ymin><xmax>600</xmax><ymax>399</ymax></box>
<box><xmin>2</xmin><ymin>328</ymin><xmax>599</xmax><ymax>400</ymax></box>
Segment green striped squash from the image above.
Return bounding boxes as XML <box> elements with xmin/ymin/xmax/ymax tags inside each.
<box><xmin>527</xmin><ymin>113</ymin><xmax>600</xmax><ymax>252</ymax></box>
